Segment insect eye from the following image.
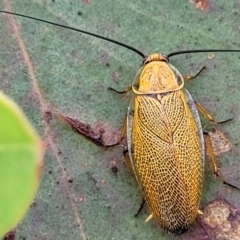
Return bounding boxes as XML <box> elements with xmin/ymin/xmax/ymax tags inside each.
<box><xmin>161</xmin><ymin>54</ymin><xmax>169</xmax><ymax>62</ymax></box>
<box><xmin>133</xmin><ymin>83</ymin><xmax>139</xmax><ymax>90</ymax></box>
<box><xmin>176</xmin><ymin>75</ymin><xmax>183</xmax><ymax>85</ymax></box>
<box><xmin>142</xmin><ymin>57</ymin><xmax>147</xmax><ymax>66</ymax></box>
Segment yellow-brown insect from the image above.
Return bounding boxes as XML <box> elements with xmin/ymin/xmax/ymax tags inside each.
<box><xmin>125</xmin><ymin>53</ymin><xmax>204</xmax><ymax>235</ymax></box>
<box><xmin>1</xmin><ymin>10</ymin><xmax>240</xmax><ymax>236</ymax></box>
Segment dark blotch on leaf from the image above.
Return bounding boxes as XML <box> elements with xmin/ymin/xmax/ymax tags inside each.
<box><xmin>44</xmin><ymin>110</ymin><xmax>52</xmax><ymax>123</ymax></box>
<box><xmin>60</xmin><ymin>115</ymin><xmax>106</xmax><ymax>146</ymax></box>
<box><xmin>3</xmin><ymin>229</ymin><xmax>15</xmax><ymax>240</ymax></box>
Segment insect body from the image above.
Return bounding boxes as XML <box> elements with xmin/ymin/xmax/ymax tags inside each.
<box><xmin>126</xmin><ymin>53</ymin><xmax>204</xmax><ymax>235</ymax></box>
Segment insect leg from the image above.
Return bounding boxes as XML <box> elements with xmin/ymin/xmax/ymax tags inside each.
<box><xmin>183</xmin><ymin>66</ymin><xmax>206</xmax><ymax>80</ymax></box>
<box><xmin>204</xmin><ymin>131</ymin><xmax>240</xmax><ymax>190</ymax></box>
<box><xmin>90</xmin><ymin>113</ymin><xmax>128</xmax><ymax>147</ymax></box>
<box><xmin>108</xmin><ymin>85</ymin><xmax>132</xmax><ymax>94</ymax></box>
<box><xmin>195</xmin><ymin>102</ymin><xmax>232</xmax><ymax>124</ymax></box>
<box><xmin>134</xmin><ymin>199</ymin><xmax>145</xmax><ymax>217</ymax></box>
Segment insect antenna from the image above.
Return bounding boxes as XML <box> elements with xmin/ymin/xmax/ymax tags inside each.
<box><xmin>1</xmin><ymin>11</ymin><xmax>240</xmax><ymax>60</ymax></box>
<box><xmin>167</xmin><ymin>49</ymin><xmax>240</xmax><ymax>58</ymax></box>
<box><xmin>0</xmin><ymin>10</ymin><xmax>146</xmax><ymax>59</ymax></box>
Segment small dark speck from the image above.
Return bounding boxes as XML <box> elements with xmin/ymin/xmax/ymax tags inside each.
<box><xmin>68</xmin><ymin>179</ymin><xmax>73</xmax><ymax>183</ymax></box>
<box><xmin>111</xmin><ymin>166</ymin><xmax>118</xmax><ymax>175</ymax></box>
<box><xmin>105</xmin><ymin>63</ymin><xmax>110</xmax><ymax>67</ymax></box>
<box><xmin>44</xmin><ymin>110</ymin><xmax>52</xmax><ymax>123</ymax></box>
<box><xmin>77</xmin><ymin>11</ymin><xmax>82</xmax><ymax>16</ymax></box>
<box><xmin>48</xmin><ymin>170</ymin><xmax>52</xmax><ymax>174</ymax></box>
<box><xmin>52</xmin><ymin>0</ymin><xmax>55</xmax><ymax>2</ymax></box>
<box><xmin>31</xmin><ymin>202</ymin><xmax>37</xmax><ymax>207</ymax></box>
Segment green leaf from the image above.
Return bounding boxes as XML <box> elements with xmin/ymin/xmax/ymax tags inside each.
<box><xmin>0</xmin><ymin>90</ymin><xmax>42</xmax><ymax>237</ymax></box>
<box><xmin>0</xmin><ymin>0</ymin><xmax>240</xmax><ymax>239</ymax></box>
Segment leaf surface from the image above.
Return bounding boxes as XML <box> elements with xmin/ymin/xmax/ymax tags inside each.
<box><xmin>0</xmin><ymin>0</ymin><xmax>240</xmax><ymax>239</ymax></box>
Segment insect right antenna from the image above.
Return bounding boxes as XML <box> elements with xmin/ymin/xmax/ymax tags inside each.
<box><xmin>167</xmin><ymin>49</ymin><xmax>240</xmax><ymax>58</ymax></box>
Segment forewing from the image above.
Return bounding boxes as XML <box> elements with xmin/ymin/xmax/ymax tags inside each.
<box><xmin>132</xmin><ymin>91</ymin><xmax>203</xmax><ymax>233</ymax></box>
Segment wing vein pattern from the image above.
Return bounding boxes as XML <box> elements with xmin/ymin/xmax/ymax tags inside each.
<box><xmin>132</xmin><ymin>90</ymin><xmax>203</xmax><ymax>233</ymax></box>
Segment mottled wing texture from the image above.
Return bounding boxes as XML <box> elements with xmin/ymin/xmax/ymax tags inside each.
<box><xmin>132</xmin><ymin>90</ymin><xmax>203</xmax><ymax>235</ymax></box>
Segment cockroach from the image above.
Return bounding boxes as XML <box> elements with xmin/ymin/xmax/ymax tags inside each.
<box><xmin>1</xmin><ymin>10</ymin><xmax>240</xmax><ymax>235</ymax></box>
